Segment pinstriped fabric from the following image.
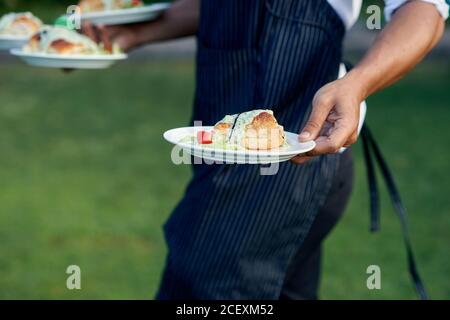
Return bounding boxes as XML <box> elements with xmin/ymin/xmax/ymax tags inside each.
<box><xmin>157</xmin><ymin>0</ymin><xmax>345</xmax><ymax>299</ymax></box>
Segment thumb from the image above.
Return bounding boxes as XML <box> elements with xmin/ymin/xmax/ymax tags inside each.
<box><xmin>299</xmin><ymin>95</ymin><xmax>333</xmax><ymax>142</ymax></box>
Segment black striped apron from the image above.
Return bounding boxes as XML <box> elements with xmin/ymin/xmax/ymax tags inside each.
<box><xmin>157</xmin><ymin>0</ymin><xmax>346</xmax><ymax>299</ymax></box>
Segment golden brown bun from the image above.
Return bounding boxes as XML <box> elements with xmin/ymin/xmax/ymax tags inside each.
<box><xmin>213</xmin><ymin>111</ymin><xmax>285</xmax><ymax>150</ymax></box>
<box><xmin>47</xmin><ymin>39</ymin><xmax>87</xmax><ymax>55</ymax></box>
<box><xmin>9</xmin><ymin>15</ymin><xmax>41</xmax><ymax>36</ymax></box>
<box><xmin>243</xmin><ymin>112</ymin><xmax>285</xmax><ymax>150</ymax></box>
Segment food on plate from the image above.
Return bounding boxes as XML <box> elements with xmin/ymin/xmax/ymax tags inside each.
<box><xmin>214</xmin><ymin>110</ymin><xmax>286</xmax><ymax>150</ymax></box>
<box><xmin>197</xmin><ymin>130</ymin><xmax>213</xmax><ymax>145</ymax></box>
<box><xmin>79</xmin><ymin>0</ymin><xmax>145</xmax><ymax>13</ymax></box>
<box><xmin>0</xmin><ymin>12</ymin><xmax>42</xmax><ymax>37</ymax></box>
<box><xmin>24</xmin><ymin>26</ymin><xmax>119</xmax><ymax>55</ymax></box>
<box><xmin>182</xmin><ymin>110</ymin><xmax>287</xmax><ymax>151</ymax></box>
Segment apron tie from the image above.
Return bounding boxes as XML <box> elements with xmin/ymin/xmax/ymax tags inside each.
<box><xmin>361</xmin><ymin>125</ymin><xmax>428</xmax><ymax>300</ymax></box>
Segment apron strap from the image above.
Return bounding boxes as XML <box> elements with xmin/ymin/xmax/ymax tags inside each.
<box><xmin>361</xmin><ymin>126</ymin><xmax>380</xmax><ymax>232</ymax></box>
<box><xmin>361</xmin><ymin>125</ymin><xmax>428</xmax><ymax>300</ymax></box>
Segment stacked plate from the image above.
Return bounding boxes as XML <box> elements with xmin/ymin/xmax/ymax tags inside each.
<box><xmin>10</xmin><ymin>49</ymin><xmax>127</xmax><ymax>69</ymax></box>
<box><xmin>5</xmin><ymin>3</ymin><xmax>171</xmax><ymax>69</ymax></box>
<box><xmin>80</xmin><ymin>3</ymin><xmax>171</xmax><ymax>26</ymax></box>
<box><xmin>0</xmin><ymin>35</ymin><xmax>28</xmax><ymax>50</ymax></box>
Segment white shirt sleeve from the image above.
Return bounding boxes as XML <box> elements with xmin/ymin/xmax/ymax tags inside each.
<box><xmin>385</xmin><ymin>0</ymin><xmax>449</xmax><ymax>21</ymax></box>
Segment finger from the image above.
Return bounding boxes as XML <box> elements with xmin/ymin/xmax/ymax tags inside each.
<box><xmin>299</xmin><ymin>95</ymin><xmax>333</xmax><ymax>142</ymax></box>
<box><xmin>307</xmin><ymin>120</ymin><xmax>354</xmax><ymax>156</ymax></box>
<box><xmin>343</xmin><ymin>114</ymin><xmax>360</xmax><ymax>147</ymax></box>
<box><xmin>98</xmin><ymin>25</ymin><xmax>112</xmax><ymax>53</ymax></box>
<box><xmin>81</xmin><ymin>22</ymin><xmax>97</xmax><ymax>42</ymax></box>
<box><xmin>290</xmin><ymin>155</ymin><xmax>313</xmax><ymax>165</ymax></box>
<box><xmin>343</xmin><ymin>130</ymin><xmax>358</xmax><ymax>147</ymax></box>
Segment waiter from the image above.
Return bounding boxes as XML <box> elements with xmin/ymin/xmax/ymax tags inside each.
<box><xmin>93</xmin><ymin>0</ymin><xmax>447</xmax><ymax>299</ymax></box>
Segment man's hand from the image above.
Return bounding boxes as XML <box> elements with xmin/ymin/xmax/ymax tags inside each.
<box><xmin>100</xmin><ymin>25</ymin><xmax>142</xmax><ymax>52</ymax></box>
<box><xmin>66</xmin><ymin>0</ymin><xmax>199</xmax><ymax>66</ymax></box>
<box><xmin>291</xmin><ymin>78</ymin><xmax>362</xmax><ymax>164</ymax></box>
<box><xmin>62</xmin><ymin>22</ymin><xmax>137</xmax><ymax>73</ymax></box>
<box><xmin>292</xmin><ymin>0</ymin><xmax>444</xmax><ymax>165</ymax></box>
<box><xmin>82</xmin><ymin>22</ymin><xmax>141</xmax><ymax>52</ymax></box>
<box><xmin>86</xmin><ymin>0</ymin><xmax>199</xmax><ymax>52</ymax></box>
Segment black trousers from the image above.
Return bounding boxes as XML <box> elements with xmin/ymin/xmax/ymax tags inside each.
<box><xmin>280</xmin><ymin>149</ymin><xmax>354</xmax><ymax>300</ymax></box>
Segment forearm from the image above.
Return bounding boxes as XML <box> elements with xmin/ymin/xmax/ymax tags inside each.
<box><xmin>134</xmin><ymin>0</ymin><xmax>199</xmax><ymax>45</ymax></box>
<box><xmin>345</xmin><ymin>1</ymin><xmax>445</xmax><ymax>101</ymax></box>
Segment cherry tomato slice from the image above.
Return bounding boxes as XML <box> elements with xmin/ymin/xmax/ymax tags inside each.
<box><xmin>197</xmin><ymin>131</ymin><xmax>213</xmax><ymax>144</ymax></box>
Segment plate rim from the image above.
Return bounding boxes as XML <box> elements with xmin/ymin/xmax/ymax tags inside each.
<box><xmin>10</xmin><ymin>48</ymin><xmax>128</xmax><ymax>61</ymax></box>
<box><xmin>163</xmin><ymin>126</ymin><xmax>316</xmax><ymax>157</ymax></box>
<box><xmin>0</xmin><ymin>34</ymin><xmax>29</xmax><ymax>41</ymax></box>
<box><xmin>80</xmin><ymin>3</ymin><xmax>171</xmax><ymax>19</ymax></box>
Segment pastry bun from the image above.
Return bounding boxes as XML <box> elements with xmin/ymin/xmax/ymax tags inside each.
<box><xmin>0</xmin><ymin>12</ymin><xmax>42</xmax><ymax>37</ymax></box>
<box><xmin>243</xmin><ymin>112</ymin><xmax>285</xmax><ymax>150</ymax></box>
<box><xmin>213</xmin><ymin>110</ymin><xmax>286</xmax><ymax>150</ymax></box>
<box><xmin>25</xmin><ymin>26</ymin><xmax>102</xmax><ymax>55</ymax></box>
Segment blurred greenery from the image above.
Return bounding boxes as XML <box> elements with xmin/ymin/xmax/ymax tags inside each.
<box><xmin>0</xmin><ymin>57</ymin><xmax>449</xmax><ymax>299</ymax></box>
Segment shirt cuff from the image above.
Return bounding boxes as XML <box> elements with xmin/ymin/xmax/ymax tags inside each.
<box><xmin>385</xmin><ymin>0</ymin><xmax>449</xmax><ymax>21</ymax></box>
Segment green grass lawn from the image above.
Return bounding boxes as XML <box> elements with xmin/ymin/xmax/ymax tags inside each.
<box><xmin>0</xmin><ymin>58</ymin><xmax>449</xmax><ymax>299</ymax></box>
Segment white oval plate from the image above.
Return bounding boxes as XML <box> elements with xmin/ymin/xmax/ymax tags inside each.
<box><xmin>10</xmin><ymin>49</ymin><xmax>127</xmax><ymax>69</ymax></box>
<box><xmin>0</xmin><ymin>35</ymin><xmax>29</xmax><ymax>50</ymax></box>
<box><xmin>80</xmin><ymin>3</ymin><xmax>171</xmax><ymax>26</ymax></box>
<box><xmin>164</xmin><ymin>126</ymin><xmax>316</xmax><ymax>164</ymax></box>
